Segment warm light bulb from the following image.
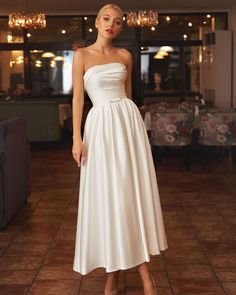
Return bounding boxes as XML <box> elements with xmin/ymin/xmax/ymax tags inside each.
<box><xmin>188</xmin><ymin>22</ymin><xmax>192</xmax><ymax>27</ymax></box>
<box><xmin>166</xmin><ymin>16</ymin><xmax>171</xmax><ymax>22</ymax></box>
<box><xmin>61</xmin><ymin>29</ymin><xmax>66</xmax><ymax>34</ymax></box>
<box><xmin>7</xmin><ymin>34</ymin><xmax>13</xmax><ymax>43</ymax></box>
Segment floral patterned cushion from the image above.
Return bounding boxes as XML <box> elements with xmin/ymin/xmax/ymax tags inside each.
<box><xmin>147</xmin><ymin>100</ymin><xmax>201</xmax><ymax>113</ymax></box>
<box><xmin>199</xmin><ymin>112</ymin><xmax>236</xmax><ymax>145</ymax></box>
<box><xmin>151</xmin><ymin>112</ymin><xmax>193</xmax><ymax>146</ymax></box>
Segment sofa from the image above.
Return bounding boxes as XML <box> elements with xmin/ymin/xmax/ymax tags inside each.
<box><xmin>0</xmin><ymin>118</ymin><xmax>30</xmax><ymax>228</ymax></box>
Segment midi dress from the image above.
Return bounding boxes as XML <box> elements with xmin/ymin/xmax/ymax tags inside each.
<box><xmin>73</xmin><ymin>62</ymin><xmax>168</xmax><ymax>275</ymax></box>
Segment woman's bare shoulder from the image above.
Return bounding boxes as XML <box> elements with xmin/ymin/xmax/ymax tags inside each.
<box><xmin>73</xmin><ymin>47</ymin><xmax>90</xmax><ymax>59</ymax></box>
<box><xmin>116</xmin><ymin>48</ymin><xmax>132</xmax><ymax>65</ymax></box>
<box><xmin>117</xmin><ymin>48</ymin><xmax>132</xmax><ymax>58</ymax></box>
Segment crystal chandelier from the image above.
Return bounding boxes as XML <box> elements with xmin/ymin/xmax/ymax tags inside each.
<box><xmin>8</xmin><ymin>12</ymin><xmax>46</xmax><ymax>29</ymax></box>
<box><xmin>126</xmin><ymin>10</ymin><xmax>158</xmax><ymax>27</ymax></box>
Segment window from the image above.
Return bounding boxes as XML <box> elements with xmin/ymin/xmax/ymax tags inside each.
<box><xmin>141</xmin><ymin>46</ymin><xmax>180</xmax><ymax>92</ymax></box>
<box><xmin>0</xmin><ymin>50</ymin><xmax>24</xmax><ymax>98</ymax></box>
<box><xmin>30</xmin><ymin>50</ymin><xmax>73</xmax><ymax>95</ymax></box>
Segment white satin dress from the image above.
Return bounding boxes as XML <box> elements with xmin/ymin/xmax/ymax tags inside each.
<box><xmin>73</xmin><ymin>62</ymin><xmax>168</xmax><ymax>275</ymax></box>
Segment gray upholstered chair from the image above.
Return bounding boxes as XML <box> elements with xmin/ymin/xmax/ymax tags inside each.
<box><xmin>0</xmin><ymin>117</ymin><xmax>30</xmax><ymax>228</ymax></box>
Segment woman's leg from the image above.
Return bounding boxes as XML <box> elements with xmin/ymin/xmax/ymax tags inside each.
<box><xmin>138</xmin><ymin>262</ymin><xmax>156</xmax><ymax>295</ymax></box>
<box><xmin>104</xmin><ymin>270</ymin><xmax>120</xmax><ymax>293</ymax></box>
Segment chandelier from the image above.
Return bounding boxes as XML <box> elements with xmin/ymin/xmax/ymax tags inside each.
<box><xmin>8</xmin><ymin>12</ymin><xmax>46</xmax><ymax>29</ymax></box>
<box><xmin>126</xmin><ymin>10</ymin><xmax>158</xmax><ymax>27</ymax></box>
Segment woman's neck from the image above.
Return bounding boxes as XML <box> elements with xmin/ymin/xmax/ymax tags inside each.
<box><xmin>93</xmin><ymin>36</ymin><xmax>114</xmax><ymax>53</ymax></box>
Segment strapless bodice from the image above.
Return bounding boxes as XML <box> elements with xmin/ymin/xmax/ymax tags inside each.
<box><xmin>83</xmin><ymin>63</ymin><xmax>128</xmax><ymax>106</ymax></box>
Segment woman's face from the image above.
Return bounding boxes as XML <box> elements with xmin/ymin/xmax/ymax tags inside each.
<box><xmin>96</xmin><ymin>8</ymin><xmax>123</xmax><ymax>39</ymax></box>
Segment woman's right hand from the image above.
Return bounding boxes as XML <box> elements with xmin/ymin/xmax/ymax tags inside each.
<box><xmin>72</xmin><ymin>140</ymin><xmax>87</xmax><ymax>167</ymax></box>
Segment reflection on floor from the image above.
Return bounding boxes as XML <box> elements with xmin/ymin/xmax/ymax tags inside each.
<box><xmin>0</xmin><ymin>144</ymin><xmax>236</xmax><ymax>295</ymax></box>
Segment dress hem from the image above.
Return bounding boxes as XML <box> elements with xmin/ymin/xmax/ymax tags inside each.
<box><xmin>73</xmin><ymin>247</ymin><xmax>168</xmax><ymax>276</ymax></box>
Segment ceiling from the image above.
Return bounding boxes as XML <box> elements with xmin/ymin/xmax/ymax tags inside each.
<box><xmin>0</xmin><ymin>0</ymin><xmax>236</xmax><ymax>15</ymax></box>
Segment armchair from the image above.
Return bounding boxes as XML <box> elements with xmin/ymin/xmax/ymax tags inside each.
<box><xmin>0</xmin><ymin>118</ymin><xmax>30</xmax><ymax>228</ymax></box>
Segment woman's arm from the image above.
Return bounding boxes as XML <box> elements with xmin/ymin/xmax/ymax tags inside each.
<box><xmin>72</xmin><ymin>49</ymin><xmax>87</xmax><ymax>166</ymax></box>
<box><xmin>124</xmin><ymin>50</ymin><xmax>132</xmax><ymax>99</ymax></box>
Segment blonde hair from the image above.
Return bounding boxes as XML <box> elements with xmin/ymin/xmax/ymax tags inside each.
<box><xmin>96</xmin><ymin>3</ymin><xmax>123</xmax><ymax>23</ymax></box>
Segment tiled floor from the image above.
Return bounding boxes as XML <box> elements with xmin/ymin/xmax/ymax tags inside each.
<box><xmin>0</xmin><ymin>144</ymin><xmax>236</xmax><ymax>295</ymax></box>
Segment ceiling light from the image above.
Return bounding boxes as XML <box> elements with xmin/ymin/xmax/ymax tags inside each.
<box><xmin>188</xmin><ymin>22</ymin><xmax>192</xmax><ymax>27</ymax></box>
<box><xmin>166</xmin><ymin>16</ymin><xmax>171</xmax><ymax>22</ymax></box>
<box><xmin>126</xmin><ymin>10</ymin><xmax>158</xmax><ymax>27</ymax></box>
<box><xmin>154</xmin><ymin>53</ymin><xmax>164</xmax><ymax>59</ymax></box>
<box><xmin>8</xmin><ymin>12</ymin><xmax>46</xmax><ymax>29</ymax></box>
<box><xmin>206</xmin><ymin>14</ymin><xmax>211</xmax><ymax>18</ymax></box>
<box><xmin>41</xmin><ymin>52</ymin><xmax>55</xmax><ymax>58</ymax></box>
<box><xmin>7</xmin><ymin>34</ymin><xmax>13</xmax><ymax>43</ymax></box>
<box><xmin>158</xmin><ymin>50</ymin><xmax>169</xmax><ymax>57</ymax></box>
<box><xmin>54</xmin><ymin>56</ymin><xmax>64</xmax><ymax>61</ymax></box>
<box><xmin>61</xmin><ymin>29</ymin><xmax>66</xmax><ymax>34</ymax></box>
<box><xmin>159</xmin><ymin>46</ymin><xmax>174</xmax><ymax>52</ymax></box>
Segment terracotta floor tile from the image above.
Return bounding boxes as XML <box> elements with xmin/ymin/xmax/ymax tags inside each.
<box><xmin>202</xmin><ymin>240</ymin><xmax>236</xmax><ymax>254</ymax></box>
<box><xmin>0</xmin><ymin>256</ymin><xmax>43</xmax><ymax>270</ymax></box>
<box><xmin>125</xmin><ymin>272</ymin><xmax>144</xmax><ymax>288</ymax></box>
<box><xmin>80</xmin><ymin>275</ymin><xmax>106</xmax><ymax>292</ymax></box>
<box><xmin>164</xmin><ymin>249</ymin><xmax>208</xmax><ymax>265</ymax></box>
<box><xmin>208</xmin><ymin>253</ymin><xmax>236</xmax><ymax>269</ymax></box>
<box><xmin>215</xmin><ymin>269</ymin><xmax>236</xmax><ymax>281</ymax></box>
<box><xmin>29</xmin><ymin>279</ymin><xmax>80</xmax><ymax>295</ymax></box>
<box><xmin>37</xmin><ymin>265</ymin><xmax>81</xmax><ymax>280</ymax></box>
<box><xmin>27</xmin><ymin>215</ymin><xmax>63</xmax><ymax>225</ymax></box>
<box><xmin>0</xmin><ymin>285</ymin><xmax>29</xmax><ymax>294</ymax></box>
<box><xmin>195</xmin><ymin>229</ymin><xmax>236</xmax><ymax>242</ymax></box>
<box><xmin>0</xmin><ymin>248</ymin><xmax>5</xmax><ymax>256</ymax></box>
<box><xmin>151</xmin><ymin>272</ymin><xmax>170</xmax><ymax>288</ymax></box>
<box><xmin>171</xmin><ymin>279</ymin><xmax>225</xmax><ymax>295</ymax></box>
<box><xmin>0</xmin><ymin>232</ymin><xmax>16</xmax><ymax>248</ymax></box>
<box><xmin>5</xmin><ymin>240</ymin><xmax>50</xmax><ymax>256</ymax></box>
<box><xmin>32</xmin><ymin>207</ymin><xmax>67</xmax><ymax>216</ymax></box>
<box><xmin>126</xmin><ymin>288</ymin><xmax>144</xmax><ymax>295</ymax></box>
<box><xmin>0</xmin><ymin>270</ymin><xmax>37</xmax><ymax>285</ymax></box>
<box><xmin>50</xmin><ymin>240</ymin><xmax>75</xmax><ymax>253</ymax></box>
<box><xmin>54</xmin><ymin>229</ymin><xmax>76</xmax><ymax>241</ymax></box>
<box><xmin>59</xmin><ymin>214</ymin><xmax>78</xmax><ymax>230</ymax></box>
<box><xmin>1</xmin><ymin>145</ymin><xmax>236</xmax><ymax>294</ymax></box>
<box><xmin>190</xmin><ymin>221</ymin><xmax>230</xmax><ymax>232</ymax></box>
<box><xmin>37</xmin><ymin>199</ymin><xmax>70</xmax><ymax>209</ymax></box>
<box><xmin>221</xmin><ymin>282</ymin><xmax>236</xmax><ymax>295</ymax></box>
<box><xmin>167</xmin><ymin>264</ymin><xmax>215</xmax><ymax>279</ymax></box>
<box><xmin>43</xmin><ymin>251</ymin><xmax>74</xmax><ymax>266</ymax></box>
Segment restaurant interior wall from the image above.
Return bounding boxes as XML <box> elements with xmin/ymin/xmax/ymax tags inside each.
<box><xmin>0</xmin><ymin>12</ymin><xmax>229</xmax><ymax>105</ymax></box>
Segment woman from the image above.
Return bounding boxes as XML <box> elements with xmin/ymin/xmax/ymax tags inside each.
<box><xmin>72</xmin><ymin>3</ymin><xmax>168</xmax><ymax>295</ymax></box>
